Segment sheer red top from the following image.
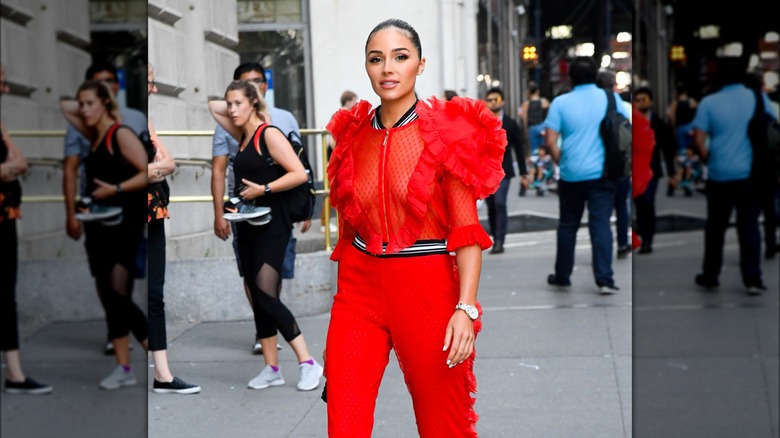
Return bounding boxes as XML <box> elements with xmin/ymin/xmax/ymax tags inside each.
<box><xmin>326</xmin><ymin>96</ymin><xmax>507</xmax><ymax>260</ymax></box>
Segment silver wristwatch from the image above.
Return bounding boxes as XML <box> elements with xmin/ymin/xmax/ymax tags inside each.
<box><xmin>455</xmin><ymin>303</ymin><xmax>478</xmax><ymax>320</ymax></box>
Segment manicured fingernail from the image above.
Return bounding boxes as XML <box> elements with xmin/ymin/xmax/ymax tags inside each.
<box><xmin>446</xmin><ymin>360</ymin><xmax>451</xmax><ymax>365</ymax></box>
<box><xmin>442</xmin><ymin>345</ymin><xmax>447</xmax><ymax>351</ymax></box>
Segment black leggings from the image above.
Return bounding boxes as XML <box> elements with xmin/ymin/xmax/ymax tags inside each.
<box><xmin>147</xmin><ymin>218</ymin><xmax>167</xmax><ymax>351</ymax></box>
<box><xmin>84</xmin><ymin>222</ymin><xmax>148</xmax><ymax>342</ymax></box>
<box><xmin>0</xmin><ymin>219</ymin><xmax>20</xmax><ymax>351</ymax></box>
<box><xmin>237</xmin><ymin>233</ymin><xmax>301</xmax><ymax>343</ymax></box>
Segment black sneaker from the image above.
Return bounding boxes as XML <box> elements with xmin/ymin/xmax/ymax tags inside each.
<box><xmin>746</xmin><ymin>283</ymin><xmax>767</xmax><ymax>296</ymax></box>
<box><xmin>616</xmin><ymin>245</ymin><xmax>631</xmax><ymax>259</ymax></box>
<box><xmin>547</xmin><ymin>274</ymin><xmax>571</xmax><ymax>290</ymax></box>
<box><xmin>152</xmin><ymin>376</ymin><xmax>201</xmax><ymax>394</ymax></box>
<box><xmin>598</xmin><ymin>284</ymin><xmax>620</xmax><ymax>295</ymax></box>
<box><xmin>766</xmin><ymin>244</ymin><xmax>778</xmax><ymax>260</ymax></box>
<box><xmin>695</xmin><ymin>274</ymin><xmax>719</xmax><ymax>290</ymax></box>
<box><xmin>4</xmin><ymin>377</ymin><xmax>53</xmax><ymax>395</ymax></box>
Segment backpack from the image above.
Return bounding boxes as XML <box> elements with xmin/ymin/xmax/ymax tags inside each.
<box><xmin>253</xmin><ymin>125</ymin><xmax>316</xmax><ymax>223</ymax></box>
<box><xmin>599</xmin><ymin>90</ymin><xmax>632</xmax><ymax>178</ymax></box>
<box><xmin>747</xmin><ymin>88</ymin><xmax>780</xmax><ymax>183</ymax></box>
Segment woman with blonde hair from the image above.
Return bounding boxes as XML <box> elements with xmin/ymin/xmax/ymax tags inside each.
<box><xmin>61</xmin><ymin>79</ymin><xmax>148</xmax><ymax>390</ymax></box>
<box><xmin>209</xmin><ymin>80</ymin><xmax>323</xmax><ymax>391</ymax></box>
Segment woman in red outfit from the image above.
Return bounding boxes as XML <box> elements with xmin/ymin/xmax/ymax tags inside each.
<box><xmin>324</xmin><ymin>19</ymin><xmax>506</xmax><ymax>437</ymax></box>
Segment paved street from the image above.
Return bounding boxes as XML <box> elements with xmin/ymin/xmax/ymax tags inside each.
<box><xmin>2</xmin><ymin>176</ymin><xmax>777</xmax><ymax>437</ymax></box>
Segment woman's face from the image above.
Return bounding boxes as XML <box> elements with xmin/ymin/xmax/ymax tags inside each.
<box><xmin>78</xmin><ymin>89</ymin><xmax>108</xmax><ymax>127</ymax></box>
<box><xmin>365</xmin><ymin>28</ymin><xmax>425</xmax><ymax>104</ymax></box>
<box><xmin>148</xmin><ymin>67</ymin><xmax>157</xmax><ymax>96</ymax></box>
<box><xmin>226</xmin><ymin>89</ymin><xmax>256</xmax><ymax>127</ymax></box>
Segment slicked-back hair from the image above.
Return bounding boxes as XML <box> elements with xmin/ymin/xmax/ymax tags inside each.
<box><xmin>365</xmin><ymin>18</ymin><xmax>422</xmax><ymax>59</ymax></box>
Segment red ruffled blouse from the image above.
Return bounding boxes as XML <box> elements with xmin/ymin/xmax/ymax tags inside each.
<box><xmin>326</xmin><ymin>96</ymin><xmax>507</xmax><ymax>260</ymax></box>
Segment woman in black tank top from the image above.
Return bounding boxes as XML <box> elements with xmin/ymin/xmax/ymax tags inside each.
<box><xmin>208</xmin><ymin>80</ymin><xmax>324</xmax><ymax>392</ymax></box>
<box><xmin>60</xmin><ymin>80</ymin><xmax>149</xmax><ymax>390</ymax></box>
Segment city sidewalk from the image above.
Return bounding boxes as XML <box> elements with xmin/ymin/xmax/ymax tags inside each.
<box><xmin>4</xmin><ymin>176</ymin><xmax>776</xmax><ymax>437</ymax></box>
<box><xmin>3</xmin><ymin>176</ymin><xmax>633</xmax><ymax>437</ymax></box>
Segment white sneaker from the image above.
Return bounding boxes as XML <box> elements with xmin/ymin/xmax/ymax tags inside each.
<box><xmin>297</xmin><ymin>359</ymin><xmax>323</xmax><ymax>391</ymax></box>
<box><xmin>99</xmin><ymin>365</ymin><xmax>137</xmax><ymax>390</ymax></box>
<box><xmin>248</xmin><ymin>365</ymin><xmax>285</xmax><ymax>389</ymax></box>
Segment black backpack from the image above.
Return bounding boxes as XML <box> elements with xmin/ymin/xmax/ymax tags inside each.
<box><xmin>599</xmin><ymin>90</ymin><xmax>632</xmax><ymax>178</ymax></box>
<box><xmin>253</xmin><ymin>125</ymin><xmax>316</xmax><ymax>223</ymax></box>
<box><xmin>747</xmin><ymin>88</ymin><xmax>780</xmax><ymax>184</ymax></box>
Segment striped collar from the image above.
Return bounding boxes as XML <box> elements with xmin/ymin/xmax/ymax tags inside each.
<box><xmin>372</xmin><ymin>100</ymin><xmax>419</xmax><ymax>129</ymax></box>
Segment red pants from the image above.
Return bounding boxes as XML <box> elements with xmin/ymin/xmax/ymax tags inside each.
<box><xmin>326</xmin><ymin>244</ymin><xmax>480</xmax><ymax>437</ymax></box>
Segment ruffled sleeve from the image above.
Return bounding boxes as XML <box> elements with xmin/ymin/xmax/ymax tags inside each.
<box><xmin>417</xmin><ymin>96</ymin><xmax>505</xmax><ymax>251</ymax></box>
<box><xmin>416</xmin><ymin>96</ymin><xmax>506</xmax><ymax>200</ymax></box>
<box><xmin>326</xmin><ymin>100</ymin><xmax>374</xmax><ymax>260</ymax></box>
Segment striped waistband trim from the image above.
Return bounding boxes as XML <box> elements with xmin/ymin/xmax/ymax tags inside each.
<box><xmin>352</xmin><ymin>234</ymin><xmax>449</xmax><ymax>258</ymax></box>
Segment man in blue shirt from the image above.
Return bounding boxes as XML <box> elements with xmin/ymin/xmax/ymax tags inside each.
<box><xmin>62</xmin><ymin>61</ymin><xmax>148</xmax><ymax>355</ymax></box>
<box><xmin>691</xmin><ymin>56</ymin><xmax>776</xmax><ymax>294</ymax></box>
<box><xmin>543</xmin><ymin>56</ymin><xmax>630</xmax><ymax>294</ymax></box>
<box><xmin>211</xmin><ymin>62</ymin><xmax>310</xmax><ymax>354</ymax></box>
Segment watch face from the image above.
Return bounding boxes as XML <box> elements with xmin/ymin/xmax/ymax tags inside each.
<box><xmin>458</xmin><ymin>304</ymin><xmax>478</xmax><ymax>320</ymax></box>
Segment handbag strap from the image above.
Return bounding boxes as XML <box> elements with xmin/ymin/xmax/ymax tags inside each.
<box><xmin>604</xmin><ymin>89</ymin><xmax>617</xmax><ymax>115</ymax></box>
<box><xmin>752</xmin><ymin>88</ymin><xmax>765</xmax><ymax>118</ymax></box>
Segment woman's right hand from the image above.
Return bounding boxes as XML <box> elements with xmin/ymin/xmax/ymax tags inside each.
<box><xmin>66</xmin><ymin>215</ymin><xmax>82</xmax><ymax>240</ymax></box>
<box><xmin>214</xmin><ymin>217</ymin><xmax>231</xmax><ymax>241</ymax></box>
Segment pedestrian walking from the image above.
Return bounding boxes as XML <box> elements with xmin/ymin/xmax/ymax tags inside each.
<box><xmin>61</xmin><ymin>60</ymin><xmax>147</xmax><ymax>356</ymax></box>
<box><xmin>146</xmin><ymin>64</ymin><xmax>200</xmax><ymax>394</ymax></box>
<box><xmin>60</xmin><ymin>80</ymin><xmax>149</xmax><ymax>389</ymax></box>
<box><xmin>484</xmin><ymin>86</ymin><xmax>527</xmax><ymax>254</ymax></box>
<box><xmin>211</xmin><ymin>62</ymin><xmax>309</xmax><ymax>355</ymax></box>
<box><xmin>691</xmin><ymin>56</ymin><xmax>776</xmax><ymax>294</ymax></box>
<box><xmin>1</xmin><ymin>63</ymin><xmax>53</xmax><ymax>395</ymax></box>
<box><xmin>632</xmin><ymin>87</ymin><xmax>678</xmax><ymax>254</ymax></box>
<box><xmin>543</xmin><ymin>56</ymin><xmax>630</xmax><ymax>294</ymax></box>
<box><xmin>209</xmin><ymin>80</ymin><xmax>323</xmax><ymax>391</ymax></box>
<box><xmin>324</xmin><ymin>18</ymin><xmax>505</xmax><ymax>437</ymax></box>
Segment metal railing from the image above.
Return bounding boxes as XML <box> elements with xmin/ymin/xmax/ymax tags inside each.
<box><xmin>8</xmin><ymin>128</ymin><xmax>336</xmax><ymax>250</ymax></box>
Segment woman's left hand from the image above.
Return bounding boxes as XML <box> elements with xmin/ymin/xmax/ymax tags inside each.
<box><xmin>443</xmin><ymin>311</ymin><xmax>475</xmax><ymax>367</ymax></box>
<box><xmin>239</xmin><ymin>178</ymin><xmax>262</xmax><ymax>200</ymax></box>
<box><xmin>92</xmin><ymin>178</ymin><xmax>117</xmax><ymax>200</ymax></box>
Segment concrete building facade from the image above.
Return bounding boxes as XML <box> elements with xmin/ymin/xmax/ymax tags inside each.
<box><xmin>4</xmin><ymin>0</ymin><xmax>482</xmax><ymax>328</ymax></box>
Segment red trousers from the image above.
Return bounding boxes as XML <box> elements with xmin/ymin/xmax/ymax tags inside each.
<box><xmin>326</xmin><ymin>244</ymin><xmax>480</xmax><ymax>437</ymax></box>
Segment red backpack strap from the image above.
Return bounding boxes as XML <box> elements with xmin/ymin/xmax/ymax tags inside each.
<box><xmin>103</xmin><ymin>123</ymin><xmax>121</xmax><ymax>154</ymax></box>
<box><xmin>252</xmin><ymin>123</ymin><xmax>275</xmax><ymax>166</ymax></box>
